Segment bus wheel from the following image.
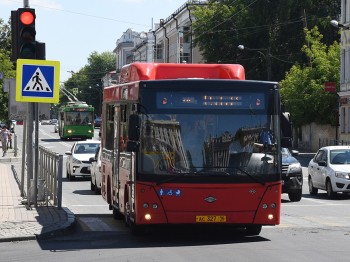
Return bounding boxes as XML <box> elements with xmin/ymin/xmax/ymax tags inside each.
<box><xmin>245</xmin><ymin>225</ymin><xmax>262</xmax><ymax>235</ymax></box>
<box><xmin>112</xmin><ymin>206</ymin><xmax>123</xmax><ymax>220</ymax></box>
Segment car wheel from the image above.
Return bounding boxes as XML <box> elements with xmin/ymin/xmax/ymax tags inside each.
<box><xmin>90</xmin><ymin>177</ymin><xmax>95</xmax><ymax>191</ymax></box>
<box><xmin>288</xmin><ymin>189</ymin><xmax>302</xmax><ymax>202</ymax></box>
<box><xmin>94</xmin><ymin>179</ymin><xmax>101</xmax><ymax>195</ymax></box>
<box><xmin>308</xmin><ymin>176</ymin><xmax>318</xmax><ymax>195</ymax></box>
<box><xmin>245</xmin><ymin>225</ymin><xmax>262</xmax><ymax>235</ymax></box>
<box><xmin>326</xmin><ymin>179</ymin><xmax>336</xmax><ymax>199</ymax></box>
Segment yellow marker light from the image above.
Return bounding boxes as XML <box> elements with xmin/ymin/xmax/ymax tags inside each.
<box><xmin>144</xmin><ymin>214</ymin><xmax>151</xmax><ymax>220</ymax></box>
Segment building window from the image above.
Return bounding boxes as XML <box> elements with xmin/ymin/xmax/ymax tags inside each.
<box><xmin>347</xmin><ymin>107</ymin><xmax>350</xmax><ymax>133</ymax></box>
<box><xmin>341</xmin><ymin>49</ymin><xmax>345</xmax><ymax>84</ymax></box>
<box><xmin>341</xmin><ymin>106</ymin><xmax>346</xmax><ymax>133</ymax></box>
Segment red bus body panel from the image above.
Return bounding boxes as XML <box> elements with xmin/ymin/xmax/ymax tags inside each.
<box><xmin>133</xmin><ymin>182</ymin><xmax>281</xmax><ymax>225</ymax></box>
<box><xmin>119</xmin><ymin>62</ymin><xmax>245</xmax><ymax>83</ymax></box>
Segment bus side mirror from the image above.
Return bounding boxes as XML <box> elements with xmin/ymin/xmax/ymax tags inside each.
<box><xmin>128</xmin><ymin>114</ymin><xmax>140</xmax><ymax>141</ymax></box>
<box><xmin>281</xmin><ymin>112</ymin><xmax>293</xmax><ymax>148</ymax></box>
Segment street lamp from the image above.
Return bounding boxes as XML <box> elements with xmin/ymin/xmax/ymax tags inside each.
<box><xmin>330</xmin><ymin>20</ymin><xmax>350</xmax><ymax>29</ymax></box>
<box><xmin>237</xmin><ymin>44</ymin><xmax>272</xmax><ymax>81</ymax></box>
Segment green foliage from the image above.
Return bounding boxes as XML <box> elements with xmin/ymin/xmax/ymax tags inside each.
<box><xmin>63</xmin><ymin>51</ymin><xmax>116</xmax><ymax>115</ymax></box>
<box><xmin>0</xmin><ymin>18</ymin><xmax>15</xmax><ymax>121</ymax></box>
<box><xmin>280</xmin><ymin>27</ymin><xmax>340</xmax><ymax>127</ymax></box>
<box><xmin>192</xmin><ymin>0</ymin><xmax>340</xmax><ymax>81</ymax></box>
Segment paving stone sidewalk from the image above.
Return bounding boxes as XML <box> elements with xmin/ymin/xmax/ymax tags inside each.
<box><xmin>0</xmin><ymin>146</ymin><xmax>75</xmax><ymax>242</ymax></box>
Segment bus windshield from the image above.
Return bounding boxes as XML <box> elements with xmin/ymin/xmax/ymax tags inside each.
<box><xmin>65</xmin><ymin>111</ymin><xmax>94</xmax><ymax>125</ymax></box>
<box><xmin>139</xmin><ymin>112</ymin><xmax>279</xmax><ymax>180</ymax></box>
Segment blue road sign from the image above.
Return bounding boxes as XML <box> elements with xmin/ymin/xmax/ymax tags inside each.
<box><xmin>16</xmin><ymin>59</ymin><xmax>60</xmax><ymax>103</ymax></box>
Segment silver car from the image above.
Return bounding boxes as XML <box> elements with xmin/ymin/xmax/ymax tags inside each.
<box><xmin>308</xmin><ymin>145</ymin><xmax>350</xmax><ymax>198</ymax></box>
<box><xmin>90</xmin><ymin>146</ymin><xmax>101</xmax><ymax>194</ymax></box>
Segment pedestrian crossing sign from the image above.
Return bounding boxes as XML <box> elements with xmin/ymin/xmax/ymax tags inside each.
<box><xmin>16</xmin><ymin>59</ymin><xmax>60</xmax><ymax>103</ymax></box>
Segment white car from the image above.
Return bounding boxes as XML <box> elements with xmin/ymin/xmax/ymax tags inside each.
<box><xmin>90</xmin><ymin>146</ymin><xmax>101</xmax><ymax>194</ymax></box>
<box><xmin>308</xmin><ymin>145</ymin><xmax>350</xmax><ymax>198</ymax></box>
<box><xmin>54</xmin><ymin>123</ymin><xmax>59</xmax><ymax>133</ymax></box>
<box><xmin>65</xmin><ymin>140</ymin><xmax>101</xmax><ymax>181</ymax></box>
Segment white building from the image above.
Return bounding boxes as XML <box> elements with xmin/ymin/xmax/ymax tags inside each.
<box><xmin>114</xmin><ymin>29</ymin><xmax>146</xmax><ymax>71</ymax></box>
<box><xmin>339</xmin><ymin>0</ymin><xmax>350</xmax><ymax>141</ymax></box>
<box><xmin>112</xmin><ymin>0</ymin><xmax>207</xmax><ymax>78</ymax></box>
<box><xmin>153</xmin><ymin>0</ymin><xmax>207</xmax><ymax>64</ymax></box>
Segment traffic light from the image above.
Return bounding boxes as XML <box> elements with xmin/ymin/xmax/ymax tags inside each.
<box><xmin>11</xmin><ymin>8</ymin><xmax>37</xmax><ymax>61</ymax></box>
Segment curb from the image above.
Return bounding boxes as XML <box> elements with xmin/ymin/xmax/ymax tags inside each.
<box><xmin>36</xmin><ymin>208</ymin><xmax>76</xmax><ymax>240</ymax></box>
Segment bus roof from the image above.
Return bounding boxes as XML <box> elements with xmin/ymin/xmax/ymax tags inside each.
<box><xmin>119</xmin><ymin>63</ymin><xmax>245</xmax><ymax>83</ymax></box>
<box><xmin>61</xmin><ymin>101</ymin><xmax>93</xmax><ymax>110</ymax></box>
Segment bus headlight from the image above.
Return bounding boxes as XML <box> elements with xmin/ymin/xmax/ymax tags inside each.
<box><xmin>268</xmin><ymin>214</ymin><xmax>274</xmax><ymax>220</ymax></box>
<box><xmin>67</xmin><ymin>129</ymin><xmax>72</xmax><ymax>134</ymax></box>
<box><xmin>144</xmin><ymin>214</ymin><xmax>151</xmax><ymax>220</ymax></box>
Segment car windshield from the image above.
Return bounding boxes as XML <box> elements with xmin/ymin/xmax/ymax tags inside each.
<box><xmin>330</xmin><ymin>149</ymin><xmax>350</xmax><ymax>164</ymax></box>
<box><xmin>74</xmin><ymin>143</ymin><xmax>100</xmax><ymax>154</ymax></box>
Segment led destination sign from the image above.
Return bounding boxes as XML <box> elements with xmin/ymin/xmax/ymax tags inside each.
<box><xmin>157</xmin><ymin>92</ymin><xmax>265</xmax><ymax>110</ymax></box>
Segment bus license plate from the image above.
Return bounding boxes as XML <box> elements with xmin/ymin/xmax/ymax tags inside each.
<box><xmin>196</xmin><ymin>215</ymin><xmax>226</xmax><ymax>223</ymax></box>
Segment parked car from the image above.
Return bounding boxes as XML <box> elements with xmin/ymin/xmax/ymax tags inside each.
<box><xmin>89</xmin><ymin>146</ymin><xmax>101</xmax><ymax>194</ymax></box>
<box><xmin>281</xmin><ymin>148</ymin><xmax>303</xmax><ymax>202</ymax></box>
<box><xmin>50</xmin><ymin>119</ymin><xmax>58</xmax><ymax>125</ymax></box>
<box><xmin>54</xmin><ymin>123</ymin><xmax>59</xmax><ymax>133</ymax></box>
<box><xmin>41</xmin><ymin>119</ymin><xmax>51</xmax><ymax>125</ymax></box>
<box><xmin>308</xmin><ymin>145</ymin><xmax>350</xmax><ymax>198</ymax></box>
<box><xmin>65</xmin><ymin>140</ymin><xmax>101</xmax><ymax>181</ymax></box>
<box><xmin>94</xmin><ymin>117</ymin><xmax>102</xmax><ymax>128</ymax></box>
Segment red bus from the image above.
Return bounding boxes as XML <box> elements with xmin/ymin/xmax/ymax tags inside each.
<box><xmin>100</xmin><ymin>62</ymin><xmax>292</xmax><ymax>235</ymax></box>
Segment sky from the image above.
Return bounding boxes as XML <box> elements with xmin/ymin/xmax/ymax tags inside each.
<box><xmin>0</xmin><ymin>0</ymin><xmax>185</xmax><ymax>82</ymax></box>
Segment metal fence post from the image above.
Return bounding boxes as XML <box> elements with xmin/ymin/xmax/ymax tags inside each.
<box><xmin>57</xmin><ymin>154</ymin><xmax>63</xmax><ymax>209</ymax></box>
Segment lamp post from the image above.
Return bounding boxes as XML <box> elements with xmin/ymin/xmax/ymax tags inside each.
<box><xmin>330</xmin><ymin>20</ymin><xmax>350</xmax><ymax>29</ymax></box>
<box><xmin>237</xmin><ymin>45</ymin><xmax>272</xmax><ymax>81</ymax></box>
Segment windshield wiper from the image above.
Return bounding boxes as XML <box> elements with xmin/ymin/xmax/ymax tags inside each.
<box><xmin>194</xmin><ymin>169</ymin><xmax>231</xmax><ymax>176</ymax></box>
<box><xmin>229</xmin><ymin>166</ymin><xmax>265</xmax><ymax>186</ymax></box>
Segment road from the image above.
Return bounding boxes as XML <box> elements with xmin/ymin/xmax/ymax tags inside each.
<box><xmin>1</xmin><ymin>124</ymin><xmax>350</xmax><ymax>261</ymax></box>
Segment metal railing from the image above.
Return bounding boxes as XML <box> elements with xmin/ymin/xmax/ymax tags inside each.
<box><xmin>319</xmin><ymin>138</ymin><xmax>350</xmax><ymax>148</ymax></box>
<box><xmin>25</xmin><ymin>146</ymin><xmax>63</xmax><ymax>208</ymax></box>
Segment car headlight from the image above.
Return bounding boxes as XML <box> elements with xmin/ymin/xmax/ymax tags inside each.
<box><xmin>335</xmin><ymin>172</ymin><xmax>350</xmax><ymax>179</ymax></box>
<box><xmin>72</xmin><ymin>157</ymin><xmax>82</xmax><ymax>164</ymax></box>
<box><xmin>288</xmin><ymin>162</ymin><xmax>302</xmax><ymax>174</ymax></box>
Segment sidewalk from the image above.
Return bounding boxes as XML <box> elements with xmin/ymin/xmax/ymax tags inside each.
<box><xmin>0</xmin><ymin>146</ymin><xmax>75</xmax><ymax>242</ymax></box>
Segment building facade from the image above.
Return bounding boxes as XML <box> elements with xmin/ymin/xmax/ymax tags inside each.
<box><xmin>112</xmin><ymin>0</ymin><xmax>207</xmax><ymax>82</ymax></box>
<box><xmin>153</xmin><ymin>0</ymin><xmax>206</xmax><ymax>64</ymax></box>
<box><xmin>339</xmin><ymin>0</ymin><xmax>350</xmax><ymax>141</ymax></box>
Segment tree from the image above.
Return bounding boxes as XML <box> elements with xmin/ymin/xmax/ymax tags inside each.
<box><xmin>191</xmin><ymin>0</ymin><xmax>340</xmax><ymax>81</ymax></box>
<box><xmin>63</xmin><ymin>51</ymin><xmax>116</xmax><ymax>115</ymax></box>
<box><xmin>0</xmin><ymin>18</ymin><xmax>15</xmax><ymax>121</ymax></box>
<box><xmin>280</xmin><ymin>26</ymin><xmax>340</xmax><ymax>128</ymax></box>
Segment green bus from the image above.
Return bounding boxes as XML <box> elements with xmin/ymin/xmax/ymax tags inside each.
<box><xmin>58</xmin><ymin>102</ymin><xmax>94</xmax><ymax>140</ymax></box>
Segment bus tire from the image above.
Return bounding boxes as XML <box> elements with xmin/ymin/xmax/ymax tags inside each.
<box><xmin>245</xmin><ymin>225</ymin><xmax>262</xmax><ymax>235</ymax></box>
<box><xmin>112</xmin><ymin>206</ymin><xmax>123</xmax><ymax>220</ymax></box>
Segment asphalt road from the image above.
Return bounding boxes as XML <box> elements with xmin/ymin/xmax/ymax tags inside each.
<box><xmin>2</xmin><ymin>124</ymin><xmax>349</xmax><ymax>262</ymax></box>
